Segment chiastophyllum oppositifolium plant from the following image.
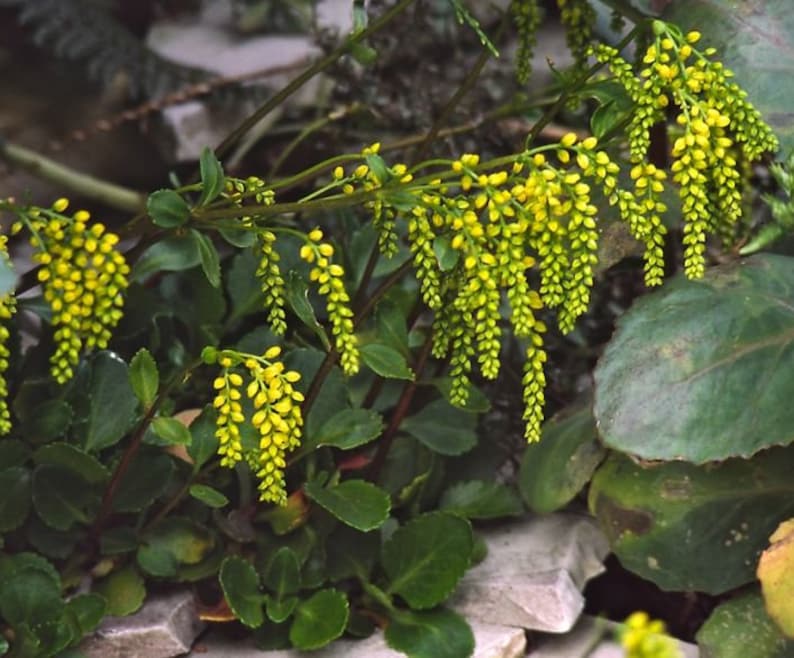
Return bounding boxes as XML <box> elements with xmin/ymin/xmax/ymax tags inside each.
<box><xmin>0</xmin><ymin>2</ymin><xmax>786</xmax><ymax>656</ymax></box>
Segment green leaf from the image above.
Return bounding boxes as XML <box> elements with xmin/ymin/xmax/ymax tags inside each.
<box><xmin>304</xmin><ymin>479</ymin><xmax>390</xmax><ymax>531</ymax></box>
<box><xmin>227</xmin><ymin>249</ymin><xmax>266</xmax><ymax>323</ymax></box>
<box><xmin>0</xmin><ymin>568</ymin><xmax>63</xmax><ymax>627</ymax></box>
<box><xmin>65</xmin><ymin>593</ymin><xmax>107</xmax><ymax>634</ymax></box>
<box><xmin>385</xmin><ymin>608</ymin><xmax>474</xmax><ymax>658</ymax></box>
<box><xmin>285</xmin><ymin>271</ymin><xmax>330</xmax><ymax>350</ymax></box>
<box><xmin>284</xmin><ymin>348</ymin><xmax>349</xmax><ymax>436</ymax></box>
<box><xmin>219</xmin><ymin>226</ymin><xmax>257</xmax><ymax>248</ymax></box>
<box><xmin>147</xmin><ymin>189</ymin><xmax>191</xmax><ymax>228</ymax></box>
<box><xmin>198</xmin><ymin>147</ymin><xmax>225</xmax><ymax>206</ymax></box>
<box><xmin>0</xmin><ymin>467</ymin><xmax>31</xmax><ymax>532</ymax></box>
<box><xmin>94</xmin><ymin>566</ymin><xmax>145</xmax><ymax>617</ymax></box>
<box><xmin>151</xmin><ymin>417</ymin><xmax>192</xmax><ymax>446</ymax></box>
<box><xmin>589</xmin><ymin>448</ymin><xmax>794</xmax><ymax>594</ymax></box>
<box><xmin>432</xmin><ymin>236</ymin><xmax>459</xmax><ymax>272</ymax></box>
<box><xmin>189</xmin><ymin>484</ymin><xmax>229</xmax><ymax>508</ymax></box>
<box><xmin>0</xmin><ymin>253</ymin><xmax>16</xmax><ymax>297</ymax></box>
<box><xmin>313</xmin><ymin>408</ymin><xmax>384</xmax><ymax>450</ymax></box>
<box><xmin>401</xmin><ymin>399</ymin><xmax>477</xmax><ymax>456</ymax></box>
<box><xmin>697</xmin><ymin>590</ymin><xmax>794</xmax><ymax>657</ymax></box>
<box><xmin>383</xmin><ymin>512</ymin><xmax>473</xmax><ymax>609</ymax></box>
<box><xmin>20</xmin><ymin>399</ymin><xmax>73</xmax><ymax>443</ymax></box>
<box><xmin>112</xmin><ymin>450</ymin><xmax>174</xmax><ymax>513</ymax></box>
<box><xmin>365</xmin><ymin>153</ymin><xmax>389</xmax><ymax>182</ymax></box>
<box><xmin>83</xmin><ymin>352</ymin><xmax>138</xmax><ymax>452</ymax></box>
<box><xmin>26</xmin><ymin>517</ymin><xmax>80</xmax><ymax>560</ymax></box>
<box><xmin>129</xmin><ymin>348</ymin><xmax>159</xmax><ymax>408</ymax></box>
<box><xmin>132</xmin><ymin>234</ymin><xmax>202</xmax><ymax>282</ymax></box>
<box><xmin>0</xmin><ymin>552</ymin><xmax>60</xmax><ymax>586</ymax></box>
<box><xmin>326</xmin><ymin>525</ymin><xmax>379</xmax><ymax>582</ymax></box>
<box><xmin>99</xmin><ymin>526</ymin><xmax>138</xmax><ymax>556</ymax></box>
<box><xmin>193</xmin><ymin>229</ymin><xmax>221</xmax><ymax>288</ymax></box>
<box><xmin>0</xmin><ymin>439</ymin><xmax>30</xmax><ymax>469</ymax></box>
<box><xmin>519</xmin><ymin>404</ymin><xmax>605</xmax><ymax>513</ymax></box>
<box><xmin>262</xmin><ymin>547</ymin><xmax>300</xmax><ymax>598</ymax></box>
<box><xmin>376</xmin><ymin>300</ymin><xmax>410</xmax><ymax>357</ymax></box>
<box><xmin>289</xmin><ymin>589</ymin><xmax>349</xmax><ymax>650</ymax></box>
<box><xmin>595</xmin><ymin>255</ymin><xmax>794</xmax><ymax>463</ymax></box>
<box><xmin>33</xmin><ymin>443</ymin><xmax>109</xmax><ymax>484</ymax></box>
<box><xmin>265</xmin><ymin>595</ymin><xmax>298</xmax><ymax>624</ymax></box>
<box><xmin>187</xmin><ymin>406</ymin><xmax>219</xmax><ymax>469</ymax></box>
<box><xmin>440</xmin><ymin>481</ymin><xmax>523</xmax><ymax>520</ymax></box>
<box><xmin>137</xmin><ymin>517</ymin><xmax>215</xmax><ymax>578</ymax></box>
<box><xmin>662</xmin><ymin>1</ymin><xmax>790</xmax><ymax>153</ymax></box>
<box><xmin>360</xmin><ymin>343</ymin><xmax>414</xmax><ymax>380</ymax></box>
<box><xmin>220</xmin><ymin>556</ymin><xmax>265</xmax><ymax>628</ymax></box>
<box><xmin>32</xmin><ymin>464</ymin><xmax>99</xmax><ymax>530</ymax></box>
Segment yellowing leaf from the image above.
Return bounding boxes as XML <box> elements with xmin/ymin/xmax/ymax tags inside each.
<box><xmin>758</xmin><ymin>518</ymin><xmax>794</xmax><ymax>638</ymax></box>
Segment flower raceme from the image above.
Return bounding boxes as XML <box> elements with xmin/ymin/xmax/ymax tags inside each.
<box><xmin>204</xmin><ymin>346</ymin><xmax>304</xmax><ymax>505</ymax></box>
<box><xmin>594</xmin><ymin>21</ymin><xmax>779</xmax><ymax>277</ymax></box>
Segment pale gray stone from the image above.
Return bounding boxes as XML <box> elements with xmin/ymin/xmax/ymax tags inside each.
<box><xmin>448</xmin><ymin>514</ymin><xmax>609</xmax><ymax>633</ymax></box>
<box><xmin>190</xmin><ymin>620</ymin><xmax>525</xmax><ymax>658</ymax></box>
<box><xmin>529</xmin><ymin>615</ymin><xmax>700</xmax><ymax>658</ymax></box>
<box><xmin>79</xmin><ymin>590</ymin><xmax>205</xmax><ymax>658</ymax></box>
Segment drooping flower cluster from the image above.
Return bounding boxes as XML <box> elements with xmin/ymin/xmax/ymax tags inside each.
<box><xmin>0</xmin><ymin>236</ymin><xmax>15</xmax><ymax>435</ymax></box>
<box><xmin>594</xmin><ymin>22</ymin><xmax>779</xmax><ymax>277</ymax></box>
<box><xmin>344</xmin><ymin>134</ymin><xmax>667</xmax><ymax>441</ymax></box>
<box><xmin>299</xmin><ymin>228</ymin><xmax>359</xmax><ymax>376</ymax></box>
<box><xmin>16</xmin><ymin>198</ymin><xmax>129</xmax><ymax>383</ymax></box>
<box><xmin>256</xmin><ymin>229</ymin><xmax>287</xmax><ymax>335</ymax></box>
<box><xmin>557</xmin><ymin>0</ymin><xmax>596</xmax><ymax>70</ymax></box>
<box><xmin>206</xmin><ymin>346</ymin><xmax>304</xmax><ymax>505</ymax></box>
<box><xmin>511</xmin><ymin>0</ymin><xmax>542</xmax><ymax>84</ymax></box>
<box><xmin>619</xmin><ymin>612</ymin><xmax>682</xmax><ymax>658</ymax></box>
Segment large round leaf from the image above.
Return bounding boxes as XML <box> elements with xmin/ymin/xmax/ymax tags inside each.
<box><xmin>595</xmin><ymin>255</ymin><xmax>794</xmax><ymax>463</ymax></box>
<box><xmin>663</xmin><ymin>0</ymin><xmax>794</xmax><ymax>154</ymax></box>
<box><xmin>385</xmin><ymin>608</ymin><xmax>474</xmax><ymax>658</ymax></box>
<box><xmin>697</xmin><ymin>591</ymin><xmax>794</xmax><ymax>657</ymax></box>
<box><xmin>382</xmin><ymin>512</ymin><xmax>473</xmax><ymax>609</ymax></box>
<box><xmin>589</xmin><ymin>448</ymin><xmax>794</xmax><ymax>594</ymax></box>
<box><xmin>288</xmin><ymin>589</ymin><xmax>348</xmax><ymax>650</ymax></box>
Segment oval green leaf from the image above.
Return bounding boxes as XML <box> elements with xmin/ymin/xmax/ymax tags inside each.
<box><xmin>198</xmin><ymin>147</ymin><xmax>225</xmax><ymax>206</ymax></box>
<box><xmin>0</xmin><ymin>467</ymin><xmax>31</xmax><ymax>532</ymax></box>
<box><xmin>313</xmin><ymin>408</ymin><xmax>384</xmax><ymax>450</ymax></box>
<box><xmin>400</xmin><ymin>399</ymin><xmax>477</xmax><ymax>456</ymax></box>
<box><xmin>32</xmin><ymin>464</ymin><xmax>100</xmax><ymax>530</ymax></box>
<box><xmin>33</xmin><ymin>443</ymin><xmax>109</xmax><ymax>484</ymax></box>
<box><xmin>220</xmin><ymin>556</ymin><xmax>264</xmax><ymax>628</ymax></box>
<box><xmin>519</xmin><ymin>403</ymin><xmax>605</xmax><ymax>513</ymax></box>
<box><xmin>382</xmin><ymin>512</ymin><xmax>473</xmax><ymax>609</ymax></box>
<box><xmin>193</xmin><ymin>229</ymin><xmax>221</xmax><ymax>288</ymax></box>
<box><xmin>589</xmin><ymin>448</ymin><xmax>794</xmax><ymax>594</ymax></box>
<box><xmin>439</xmin><ymin>480</ymin><xmax>523</xmax><ymax>520</ymax></box>
<box><xmin>94</xmin><ymin>565</ymin><xmax>145</xmax><ymax>617</ymax></box>
<box><xmin>147</xmin><ymin>189</ymin><xmax>190</xmax><ymax>228</ymax></box>
<box><xmin>151</xmin><ymin>417</ymin><xmax>192</xmax><ymax>446</ymax></box>
<box><xmin>189</xmin><ymin>484</ymin><xmax>229</xmax><ymax>509</ymax></box>
<box><xmin>83</xmin><ymin>352</ymin><xmax>138</xmax><ymax>453</ymax></box>
<box><xmin>360</xmin><ymin>343</ymin><xmax>414</xmax><ymax>380</ymax></box>
<box><xmin>595</xmin><ymin>255</ymin><xmax>794</xmax><ymax>463</ymax></box>
<box><xmin>131</xmin><ymin>234</ymin><xmax>202</xmax><ymax>282</ymax></box>
<box><xmin>697</xmin><ymin>590</ymin><xmax>794</xmax><ymax>657</ymax></box>
<box><xmin>304</xmin><ymin>479</ymin><xmax>390</xmax><ymax>531</ymax></box>
<box><xmin>112</xmin><ymin>450</ymin><xmax>174</xmax><ymax>513</ymax></box>
<box><xmin>289</xmin><ymin>589</ymin><xmax>349</xmax><ymax>650</ymax></box>
<box><xmin>129</xmin><ymin>348</ymin><xmax>159</xmax><ymax>408</ymax></box>
<box><xmin>262</xmin><ymin>547</ymin><xmax>300</xmax><ymax>598</ymax></box>
<box><xmin>385</xmin><ymin>608</ymin><xmax>474</xmax><ymax>658</ymax></box>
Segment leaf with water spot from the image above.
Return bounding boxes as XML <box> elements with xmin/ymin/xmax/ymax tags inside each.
<box><xmin>589</xmin><ymin>447</ymin><xmax>794</xmax><ymax>594</ymax></box>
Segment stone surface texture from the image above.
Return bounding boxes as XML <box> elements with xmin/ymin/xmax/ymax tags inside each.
<box><xmin>145</xmin><ymin>0</ymin><xmax>350</xmax><ymax>162</ymax></box>
<box><xmin>449</xmin><ymin>513</ymin><xmax>610</xmax><ymax>633</ymax></box>
<box><xmin>190</xmin><ymin>621</ymin><xmax>526</xmax><ymax>658</ymax></box>
<box><xmin>79</xmin><ymin>590</ymin><xmax>205</xmax><ymax>658</ymax></box>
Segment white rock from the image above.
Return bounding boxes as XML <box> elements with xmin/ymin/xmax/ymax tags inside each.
<box><xmin>79</xmin><ymin>590</ymin><xmax>205</xmax><ymax>658</ymax></box>
<box><xmin>448</xmin><ymin>514</ymin><xmax>609</xmax><ymax>633</ymax></box>
<box><xmin>191</xmin><ymin>620</ymin><xmax>525</xmax><ymax>658</ymax></box>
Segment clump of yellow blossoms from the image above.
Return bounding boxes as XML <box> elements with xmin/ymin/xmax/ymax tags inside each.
<box><xmin>594</xmin><ymin>21</ymin><xmax>779</xmax><ymax>277</ymax></box>
<box><xmin>619</xmin><ymin>612</ymin><xmax>682</xmax><ymax>658</ymax></box>
<box><xmin>299</xmin><ymin>228</ymin><xmax>359</xmax><ymax>376</ymax></box>
<box><xmin>0</xmin><ymin>236</ymin><xmax>15</xmax><ymax>435</ymax></box>
<box><xmin>204</xmin><ymin>345</ymin><xmax>304</xmax><ymax>504</ymax></box>
<box><xmin>3</xmin><ymin>198</ymin><xmax>129</xmax><ymax>388</ymax></box>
